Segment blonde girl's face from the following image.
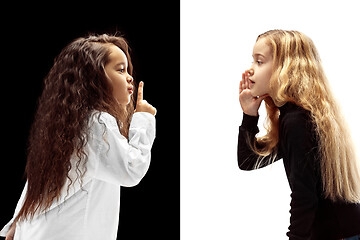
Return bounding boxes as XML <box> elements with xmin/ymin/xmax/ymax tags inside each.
<box><xmin>104</xmin><ymin>44</ymin><xmax>134</xmax><ymax>105</ymax></box>
<box><xmin>248</xmin><ymin>37</ymin><xmax>273</xmax><ymax>97</ymax></box>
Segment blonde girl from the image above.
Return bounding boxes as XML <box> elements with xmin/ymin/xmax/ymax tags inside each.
<box><xmin>237</xmin><ymin>30</ymin><xmax>360</xmax><ymax>239</ymax></box>
<box><xmin>0</xmin><ymin>34</ymin><xmax>156</xmax><ymax>240</ymax></box>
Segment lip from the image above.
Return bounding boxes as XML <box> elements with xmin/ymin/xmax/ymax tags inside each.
<box><xmin>249</xmin><ymin>79</ymin><xmax>255</xmax><ymax>85</ymax></box>
<box><xmin>128</xmin><ymin>87</ymin><xmax>134</xmax><ymax>94</ymax></box>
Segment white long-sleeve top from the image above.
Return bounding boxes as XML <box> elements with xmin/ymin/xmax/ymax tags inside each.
<box><xmin>0</xmin><ymin>111</ymin><xmax>155</xmax><ymax>240</ymax></box>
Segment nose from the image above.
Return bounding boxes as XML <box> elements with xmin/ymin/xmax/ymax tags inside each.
<box><xmin>127</xmin><ymin>75</ymin><xmax>134</xmax><ymax>84</ymax></box>
<box><xmin>246</xmin><ymin>69</ymin><xmax>254</xmax><ymax>76</ymax></box>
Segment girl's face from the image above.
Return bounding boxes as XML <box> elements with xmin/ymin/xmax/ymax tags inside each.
<box><xmin>248</xmin><ymin>37</ymin><xmax>273</xmax><ymax>97</ymax></box>
<box><xmin>104</xmin><ymin>44</ymin><xmax>134</xmax><ymax>105</ymax></box>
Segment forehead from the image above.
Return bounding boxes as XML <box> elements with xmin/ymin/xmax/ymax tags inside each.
<box><xmin>253</xmin><ymin>37</ymin><xmax>272</xmax><ymax>57</ymax></box>
<box><xmin>107</xmin><ymin>44</ymin><xmax>128</xmax><ymax>64</ymax></box>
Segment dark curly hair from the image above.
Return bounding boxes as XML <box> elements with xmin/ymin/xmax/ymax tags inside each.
<box><xmin>15</xmin><ymin>34</ymin><xmax>136</xmax><ymax>221</ymax></box>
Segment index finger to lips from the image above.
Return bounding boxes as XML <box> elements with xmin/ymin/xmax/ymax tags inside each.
<box><xmin>137</xmin><ymin>81</ymin><xmax>144</xmax><ymax>102</ymax></box>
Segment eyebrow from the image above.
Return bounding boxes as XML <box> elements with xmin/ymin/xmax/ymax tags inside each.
<box><xmin>252</xmin><ymin>53</ymin><xmax>266</xmax><ymax>58</ymax></box>
<box><xmin>114</xmin><ymin>62</ymin><xmax>127</xmax><ymax>67</ymax></box>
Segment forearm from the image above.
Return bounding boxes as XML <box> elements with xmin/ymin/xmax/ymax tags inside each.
<box><xmin>237</xmin><ymin>113</ymin><xmax>261</xmax><ymax>170</ymax></box>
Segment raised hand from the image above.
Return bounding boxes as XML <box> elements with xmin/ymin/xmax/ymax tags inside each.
<box><xmin>239</xmin><ymin>70</ymin><xmax>268</xmax><ymax>116</ymax></box>
<box><xmin>135</xmin><ymin>81</ymin><xmax>157</xmax><ymax>116</ymax></box>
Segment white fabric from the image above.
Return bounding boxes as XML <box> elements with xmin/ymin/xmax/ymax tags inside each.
<box><xmin>0</xmin><ymin>111</ymin><xmax>155</xmax><ymax>240</ymax></box>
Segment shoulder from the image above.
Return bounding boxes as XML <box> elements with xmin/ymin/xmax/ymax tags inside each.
<box><xmin>89</xmin><ymin>111</ymin><xmax>118</xmax><ymax>130</ymax></box>
<box><xmin>280</xmin><ymin>104</ymin><xmax>312</xmax><ymax>129</ymax></box>
<box><xmin>87</xmin><ymin>111</ymin><xmax>123</xmax><ymax>140</ymax></box>
<box><xmin>280</xmin><ymin>104</ymin><xmax>315</xmax><ymax>141</ymax></box>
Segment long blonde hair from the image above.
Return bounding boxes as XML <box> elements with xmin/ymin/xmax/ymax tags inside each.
<box><xmin>253</xmin><ymin>29</ymin><xmax>360</xmax><ymax>203</ymax></box>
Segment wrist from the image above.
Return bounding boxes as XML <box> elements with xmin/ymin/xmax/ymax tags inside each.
<box><xmin>243</xmin><ymin>110</ymin><xmax>258</xmax><ymax>117</ymax></box>
<box><xmin>241</xmin><ymin>113</ymin><xmax>259</xmax><ymax>130</ymax></box>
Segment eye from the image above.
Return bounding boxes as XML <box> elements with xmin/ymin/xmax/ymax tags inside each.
<box><xmin>256</xmin><ymin>60</ymin><xmax>263</xmax><ymax>65</ymax></box>
<box><xmin>118</xmin><ymin>68</ymin><xmax>125</xmax><ymax>73</ymax></box>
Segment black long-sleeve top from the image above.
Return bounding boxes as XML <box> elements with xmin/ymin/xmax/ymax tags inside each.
<box><xmin>237</xmin><ymin>102</ymin><xmax>360</xmax><ymax>240</ymax></box>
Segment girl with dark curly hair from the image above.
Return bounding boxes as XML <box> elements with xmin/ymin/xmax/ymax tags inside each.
<box><xmin>1</xmin><ymin>34</ymin><xmax>156</xmax><ymax>240</ymax></box>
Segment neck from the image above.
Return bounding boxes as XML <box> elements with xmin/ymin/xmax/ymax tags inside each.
<box><xmin>265</xmin><ymin>94</ymin><xmax>286</xmax><ymax>108</ymax></box>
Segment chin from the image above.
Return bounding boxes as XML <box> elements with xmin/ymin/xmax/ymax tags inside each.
<box><xmin>250</xmin><ymin>90</ymin><xmax>258</xmax><ymax>97</ymax></box>
<box><xmin>251</xmin><ymin>89</ymin><xmax>266</xmax><ymax>98</ymax></box>
<box><xmin>117</xmin><ymin>98</ymin><xmax>131</xmax><ymax>106</ymax></box>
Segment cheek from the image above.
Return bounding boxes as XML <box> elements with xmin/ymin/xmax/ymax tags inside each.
<box><xmin>112</xmin><ymin>78</ymin><xmax>130</xmax><ymax>101</ymax></box>
<box><xmin>266</xmin><ymin>69</ymin><xmax>273</xmax><ymax>81</ymax></box>
<box><xmin>112</xmin><ymin>77</ymin><xmax>127</xmax><ymax>90</ymax></box>
<box><xmin>258</xmin><ymin>66</ymin><xmax>272</xmax><ymax>85</ymax></box>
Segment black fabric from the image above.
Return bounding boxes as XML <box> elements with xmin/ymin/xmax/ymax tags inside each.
<box><xmin>237</xmin><ymin>102</ymin><xmax>360</xmax><ymax>240</ymax></box>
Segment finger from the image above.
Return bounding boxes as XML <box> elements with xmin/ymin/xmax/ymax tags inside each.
<box><xmin>244</xmin><ymin>73</ymin><xmax>249</xmax><ymax>89</ymax></box>
<box><xmin>137</xmin><ymin>81</ymin><xmax>144</xmax><ymax>102</ymax></box>
<box><xmin>239</xmin><ymin>74</ymin><xmax>244</xmax><ymax>93</ymax></box>
<box><xmin>240</xmin><ymin>81</ymin><xmax>246</xmax><ymax>93</ymax></box>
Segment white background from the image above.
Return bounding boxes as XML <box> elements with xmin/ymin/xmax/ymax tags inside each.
<box><xmin>181</xmin><ymin>0</ymin><xmax>360</xmax><ymax>239</ymax></box>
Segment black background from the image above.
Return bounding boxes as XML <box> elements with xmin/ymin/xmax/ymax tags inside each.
<box><xmin>0</xmin><ymin>1</ymin><xmax>179</xmax><ymax>239</ymax></box>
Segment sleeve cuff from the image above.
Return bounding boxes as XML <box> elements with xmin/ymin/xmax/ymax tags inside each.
<box><xmin>240</xmin><ymin>113</ymin><xmax>259</xmax><ymax>131</ymax></box>
<box><xmin>131</xmin><ymin>112</ymin><xmax>155</xmax><ymax>127</ymax></box>
<box><xmin>130</xmin><ymin>112</ymin><xmax>156</xmax><ymax>144</ymax></box>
